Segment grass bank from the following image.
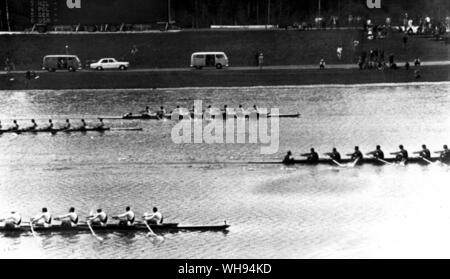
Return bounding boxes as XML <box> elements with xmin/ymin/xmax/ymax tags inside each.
<box><xmin>1</xmin><ymin>65</ymin><xmax>448</xmax><ymax>90</ymax></box>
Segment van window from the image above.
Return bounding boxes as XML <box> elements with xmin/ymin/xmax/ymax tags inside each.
<box><xmin>195</xmin><ymin>55</ymin><xmax>205</xmax><ymax>59</ymax></box>
<box><xmin>216</xmin><ymin>55</ymin><xmax>224</xmax><ymax>59</ymax></box>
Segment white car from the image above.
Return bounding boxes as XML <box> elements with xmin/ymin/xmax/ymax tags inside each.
<box><xmin>90</xmin><ymin>58</ymin><xmax>130</xmax><ymax>71</ymax></box>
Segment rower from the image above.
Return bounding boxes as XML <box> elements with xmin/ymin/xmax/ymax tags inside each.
<box><xmin>414</xmin><ymin>144</ymin><xmax>431</xmax><ymax>159</ymax></box>
<box><xmin>366</xmin><ymin>145</ymin><xmax>384</xmax><ymax>159</ymax></box>
<box><xmin>156</xmin><ymin>106</ymin><xmax>166</xmax><ymax>119</ymax></box>
<box><xmin>391</xmin><ymin>145</ymin><xmax>408</xmax><ymax>163</ymax></box>
<box><xmin>10</xmin><ymin>120</ymin><xmax>19</xmax><ymax>131</ymax></box>
<box><xmin>347</xmin><ymin>146</ymin><xmax>363</xmax><ymax>161</ymax></box>
<box><xmin>325</xmin><ymin>148</ymin><xmax>341</xmax><ymax>162</ymax></box>
<box><xmin>56</xmin><ymin>207</ymin><xmax>79</xmax><ymax>227</ymax></box>
<box><xmin>31</xmin><ymin>208</ymin><xmax>52</xmax><ymax>228</ymax></box>
<box><xmin>0</xmin><ymin>120</ymin><xmax>2</xmax><ymax>130</ymax></box>
<box><xmin>113</xmin><ymin>206</ymin><xmax>135</xmax><ymax>226</ymax></box>
<box><xmin>29</xmin><ymin>119</ymin><xmax>38</xmax><ymax>130</ymax></box>
<box><xmin>63</xmin><ymin>119</ymin><xmax>71</xmax><ymax>130</ymax></box>
<box><xmin>97</xmin><ymin>118</ymin><xmax>105</xmax><ymax>129</ymax></box>
<box><xmin>236</xmin><ymin>104</ymin><xmax>247</xmax><ymax>118</ymax></box>
<box><xmin>0</xmin><ymin>211</ymin><xmax>22</xmax><ymax>229</ymax></box>
<box><xmin>143</xmin><ymin>207</ymin><xmax>163</xmax><ymax>225</ymax></box>
<box><xmin>87</xmin><ymin>209</ymin><xmax>108</xmax><ymax>227</ymax></box>
<box><xmin>47</xmin><ymin>119</ymin><xmax>54</xmax><ymax>129</ymax></box>
<box><xmin>282</xmin><ymin>150</ymin><xmax>295</xmax><ymax>165</ymax></box>
<box><xmin>301</xmin><ymin>148</ymin><xmax>319</xmax><ymax>163</ymax></box>
<box><xmin>142</xmin><ymin>106</ymin><xmax>152</xmax><ymax>115</ymax></box>
<box><xmin>435</xmin><ymin>145</ymin><xmax>450</xmax><ymax>164</ymax></box>
<box><xmin>80</xmin><ymin>119</ymin><xmax>87</xmax><ymax>130</ymax></box>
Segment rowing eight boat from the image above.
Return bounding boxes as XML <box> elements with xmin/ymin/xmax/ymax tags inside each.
<box><xmin>255</xmin><ymin>157</ymin><xmax>447</xmax><ymax>166</ymax></box>
<box><xmin>0</xmin><ymin>127</ymin><xmax>142</xmax><ymax>134</ymax></box>
<box><xmin>0</xmin><ymin>223</ymin><xmax>230</xmax><ymax>234</ymax></box>
<box><xmin>110</xmin><ymin>112</ymin><xmax>301</xmax><ymax>120</ymax></box>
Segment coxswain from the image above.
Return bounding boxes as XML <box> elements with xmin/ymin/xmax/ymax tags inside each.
<box><xmin>282</xmin><ymin>151</ymin><xmax>295</xmax><ymax>165</ymax></box>
<box><xmin>366</xmin><ymin>145</ymin><xmax>384</xmax><ymax>159</ymax></box>
<box><xmin>113</xmin><ymin>206</ymin><xmax>135</xmax><ymax>226</ymax></box>
<box><xmin>56</xmin><ymin>207</ymin><xmax>79</xmax><ymax>227</ymax></box>
<box><xmin>143</xmin><ymin>207</ymin><xmax>163</xmax><ymax>225</ymax></box>
<box><xmin>414</xmin><ymin>144</ymin><xmax>431</xmax><ymax>159</ymax></box>
<box><xmin>31</xmin><ymin>208</ymin><xmax>52</xmax><ymax>227</ymax></box>
<box><xmin>87</xmin><ymin>209</ymin><xmax>108</xmax><ymax>227</ymax></box>
<box><xmin>391</xmin><ymin>145</ymin><xmax>408</xmax><ymax>163</ymax></box>
<box><xmin>325</xmin><ymin>148</ymin><xmax>341</xmax><ymax>162</ymax></box>
<box><xmin>435</xmin><ymin>145</ymin><xmax>450</xmax><ymax>164</ymax></box>
<box><xmin>347</xmin><ymin>146</ymin><xmax>363</xmax><ymax>161</ymax></box>
<box><xmin>0</xmin><ymin>211</ymin><xmax>22</xmax><ymax>229</ymax></box>
<box><xmin>302</xmin><ymin>148</ymin><xmax>319</xmax><ymax>163</ymax></box>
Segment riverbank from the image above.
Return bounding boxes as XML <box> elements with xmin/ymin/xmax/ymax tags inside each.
<box><xmin>1</xmin><ymin>29</ymin><xmax>448</xmax><ymax>70</ymax></box>
<box><xmin>1</xmin><ymin>65</ymin><xmax>448</xmax><ymax>90</ymax></box>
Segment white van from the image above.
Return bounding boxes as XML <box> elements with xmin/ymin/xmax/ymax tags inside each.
<box><xmin>190</xmin><ymin>52</ymin><xmax>229</xmax><ymax>69</ymax></box>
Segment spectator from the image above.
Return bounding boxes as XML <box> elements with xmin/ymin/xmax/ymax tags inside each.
<box><xmin>258</xmin><ymin>52</ymin><xmax>264</xmax><ymax>70</ymax></box>
<box><xmin>415</xmin><ymin>69</ymin><xmax>421</xmax><ymax>79</ymax></box>
<box><xmin>336</xmin><ymin>46</ymin><xmax>343</xmax><ymax>60</ymax></box>
<box><xmin>414</xmin><ymin>58</ymin><xmax>421</xmax><ymax>67</ymax></box>
<box><xmin>402</xmin><ymin>35</ymin><xmax>408</xmax><ymax>47</ymax></box>
<box><xmin>319</xmin><ymin>58</ymin><xmax>326</xmax><ymax>69</ymax></box>
<box><xmin>405</xmin><ymin>62</ymin><xmax>410</xmax><ymax>70</ymax></box>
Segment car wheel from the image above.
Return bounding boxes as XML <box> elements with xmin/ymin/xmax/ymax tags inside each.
<box><xmin>195</xmin><ymin>66</ymin><xmax>202</xmax><ymax>70</ymax></box>
<box><xmin>96</xmin><ymin>66</ymin><xmax>103</xmax><ymax>71</ymax></box>
<box><xmin>215</xmin><ymin>64</ymin><xmax>223</xmax><ymax>69</ymax></box>
<box><xmin>48</xmin><ymin>68</ymin><xmax>56</xmax><ymax>72</ymax></box>
<box><xmin>119</xmin><ymin>65</ymin><xmax>126</xmax><ymax>70</ymax></box>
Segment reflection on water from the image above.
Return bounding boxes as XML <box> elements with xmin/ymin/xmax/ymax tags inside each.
<box><xmin>0</xmin><ymin>83</ymin><xmax>450</xmax><ymax>258</ymax></box>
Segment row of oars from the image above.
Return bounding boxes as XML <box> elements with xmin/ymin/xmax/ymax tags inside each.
<box><xmin>26</xmin><ymin>211</ymin><xmax>160</xmax><ymax>244</ymax></box>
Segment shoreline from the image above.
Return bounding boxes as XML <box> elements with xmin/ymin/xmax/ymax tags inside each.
<box><xmin>0</xmin><ymin>65</ymin><xmax>448</xmax><ymax>90</ymax></box>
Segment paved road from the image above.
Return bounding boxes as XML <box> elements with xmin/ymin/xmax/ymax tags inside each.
<box><xmin>2</xmin><ymin>61</ymin><xmax>450</xmax><ymax>75</ymax></box>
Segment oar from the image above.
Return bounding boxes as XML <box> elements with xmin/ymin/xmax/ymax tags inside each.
<box><xmin>421</xmin><ymin>157</ymin><xmax>434</xmax><ymax>164</ymax></box>
<box><xmin>376</xmin><ymin>158</ymin><xmax>394</xmax><ymax>166</ymax></box>
<box><xmin>29</xmin><ymin>218</ymin><xmax>37</xmax><ymax>239</ymax></box>
<box><xmin>141</xmin><ymin>220</ymin><xmax>157</xmax><ymax>237</ymax></box>
<box><xmin>331</xmin><ymin>159</ymin><xmax>345</xmax><ymax>167</ymax></box>
<box><xmin>86</xmin><ymin>220</ymin><xmax>104</xmax><ymax>242</ymax></box>
<box><xmin>110</xmin><ymin>128</ymin><xmax>143</xmax><ymax>131</ymax></box>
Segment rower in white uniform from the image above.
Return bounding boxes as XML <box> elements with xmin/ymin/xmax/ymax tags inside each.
<box><xmin>0</xmin><ymin>211</ymin><xmax>22</xmax><ymax>229</ymax></box>
<box><xmin>55</xmin><ymin>207</ymin><xmax>79</xmax><ymax>227</ymax></box>
<box><xmin>113</xmin><ymin>206</ymin><xmax>135</xmax><ymax>226</ymax></box>
<box><xmin>143</xmin><ymin>207</ymin><xmax>163</xmax><ymax>225</ymax></box>
<box><xmin>87</xmin><ymin>209</ymin><xmax>108</xmax><ymax>227</ymax></box>
<box><xmin>31</xmin><ymin>208</ymin><xmax>52</xmax><ymax>227</ymax></box>
<box><xmin>236</xmin><ymin>104</ymin><xmax>247</xmax><ymax>118</ymax></box>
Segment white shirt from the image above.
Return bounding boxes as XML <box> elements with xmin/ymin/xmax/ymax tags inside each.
<box><xmin>91</xmin><ymin>212</ymin><xmax>107</xmax><ymax>226</ymax></box>
<box><xmin>5</xmin><ymin>212</ymin><xmax>22</xmax><ymax>225</ymax></box>
<box><xmin>144</xmin><ymin>212</ymin><xmax>162</xmax><ymax>224</ymax></box>
<box><xmin>60</xmin><ymin>212</ymin><xmax>78</xmax><ymax>226</ymax></box>
<box><xmin>34</xmin><ymin>212</ymin><xmax>52</xmax><ymax>227</ymax></box>
<box><xmin>117</xmin><ymin>210</ymin><xmax>135</xmax><ymax>224</ymax></box>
